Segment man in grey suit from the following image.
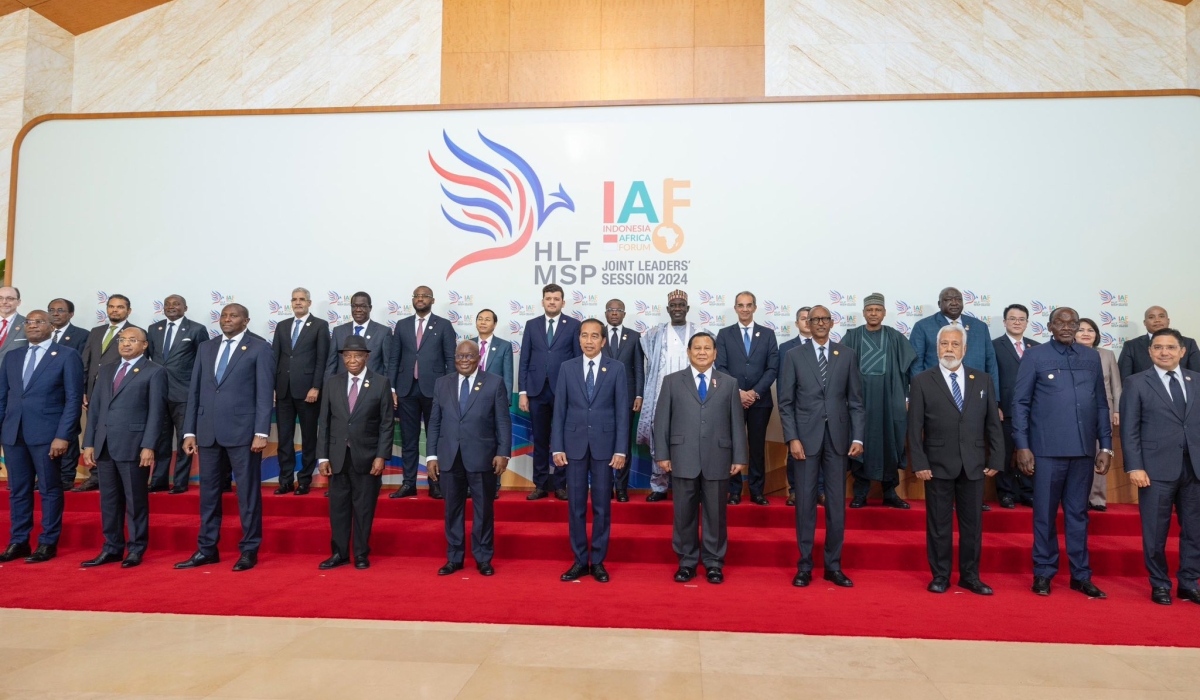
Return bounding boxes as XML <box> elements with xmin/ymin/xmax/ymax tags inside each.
<box><xmin>778</xmin><ymin>304</ymin><xmax>865</xmax><ymax>589</ymax></box>
<box><xmin>146</xmin><ymin>295</ymin><xmax>210</xmax><ymax>493</ymax></box>
<box><xmin>600</xmin><ymin>299</ymin><xmax>644</xmax><ymax>502</ymax></box>
<box><xmin>653</xmin><ymin>332</ymin><xmax>747</xmax><ymax>585</ymax></box>
<box><xmin>0</xmin><ymin>286</ymin><xmax>26</xmax><ymax>369</ymax></box>
<box><xmin>327</xmin><ymin>292</ymin><xmax>392</xmax><ymax>377</ymax></box>
<box><xmin>76</xmin><ymin>294</ymin><xmax>141</xmax><ymax>492</ymax></box>
<box><xmin>47</xmin><ymin>298</ymin><xmax>88</xmax><ymax>489</ymax></box>
<box><xmin>1119</xmin><ymin>327</ymin><xmax>1200</xmax><ymax>606</ymax></box>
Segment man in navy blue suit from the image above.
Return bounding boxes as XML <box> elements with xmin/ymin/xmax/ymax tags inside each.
<box><xmin>427</xmin><ymin>340</ymin><xmax>512</xmax><ymax>577</ymax></box>
<box><xmin>176</xmin><ymin>304</ymin><xmax>275</xmax><ymax>572</ymax></box>
<box><xmin>910</xmin><ymin>287</ymin><xmax>998</xmax><ymax>392</ymax></box>
<box><xmin>46</xmin><ymin>298</ymin><xmax>88</xmax><ymax>489</ymax></box>
<box><xmin>518</xmin><ymin>283</ymin><xmax>580</xmax><ymax>501</ymax></box>
<box><xmin>0</xmin><ymin>310</ymin><xmax>84</xmax><ymax>564</ymax></box>
<box><xmin>1013</xmin><ymin>306</ymin><xmax>1112</xmax><ymax>598</ymax></box>
<box><xmin>552</xmin><ymin>319</ymin><xmax>629</xmax><ymax>583</ymax></box>
<box><xmin>80</xmin><ymin>327</ymin><xmax>167</xmax><ymax>568</ymax></box>
<box><xmin>716</xmin><ymin>292</ymin><xmax>778</xmax><ymax>505</ymax></box>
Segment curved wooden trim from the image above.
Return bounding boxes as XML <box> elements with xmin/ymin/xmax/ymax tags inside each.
<box><xmin>8</xmin><ymin>88</ymin><xmax>1200</xmax><ymax>285</ymax></box>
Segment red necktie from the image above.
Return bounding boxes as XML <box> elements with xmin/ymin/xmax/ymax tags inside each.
<box><xmin>0</xmin><ymin>318</ymin><xmax>9</xmax><ymax>346</ymax></box>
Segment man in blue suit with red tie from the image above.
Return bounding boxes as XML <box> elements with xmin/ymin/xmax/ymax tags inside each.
<box><xmin>519</xmin><ymin>284</ymin><xmax>580</xmax><ymax>501</ymax></box>
<box><xmin>0</xmin><ymin>310</ymin><xmax>84</xmax><ymax>564</ymax></box>
<box><xmin>551</xmin><ymin>319</ymin><xmax>629</xmax><ymax>583</ymax></box>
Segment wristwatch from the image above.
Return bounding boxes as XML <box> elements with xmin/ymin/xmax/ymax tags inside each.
<box><xmin>1099</xmin><ymin>448</ymin><xmax>1115</xmax><ymax>456</ymax></box>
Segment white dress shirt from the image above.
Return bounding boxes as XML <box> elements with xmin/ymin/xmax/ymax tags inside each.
<box><xmin>1156</xmin><ymin>364</ymin><xmax>1187</xmax><ymax>402</ymax></box>
<box><xmin>939</xmin><ymin>363</ymin><xmax>970</xmax><ymax>400</ymax></box>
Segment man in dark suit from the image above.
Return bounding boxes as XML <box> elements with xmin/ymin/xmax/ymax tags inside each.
<box><xmin>519</xmin><ymin>283</ymin><xmax>581</xmax><ymax>501</ymax></box>
<box><xmin>79</xmin><ymin>327</ymin><xmax>167</xmax><ymax>568</ymax></box>
<box><xmin>716</xmin><ymin>292</ymin><xmax>778</xmax><ymax>506</ymax></box>
<box><xmin>992</xmin><ymin>303</ymin><xmax>1040</xmax><ymax>509</ymax></box>
<box><xmin>176</xmin><ymin>304</ymin><xmax>275</xmax><ymax>572</ymax></box>
<box><xmin>76</xmin><ymin>293</ymin><xmax>140</xmax><ymax>492</ymax></box>
<box><xmin>0</xmin><ymin>310</ymin><xmax>84</xmax><ymax>564</ymax></box>
<box><xmin>46</xmin><ymin>298</ymin><xmax>88</xmax><ymax>489</ymax></box>
<box><xmin>1119</xmin><ymin>328</ymin><xmax>1200</xmax><ymax>605</ymax></box>
<box><xmin>0</xmin><ymin>286</ymin><xmax>26</xmax><ymax>369</ymax></box>
<box><xmin>600</xmin><ymin>299</ymin><xmax>643</xmax><ymax>502</ymax></box>
<box><xmin>777</xmin><ymin>307</ymin><xmax>812</xmax><ymax>507</ymax></box>
<box><xmin>910</xmin><ymin>287</ymin><xmax>998</xmax><ymax>392</ymax></box>
<box><xmin>427</xmin><ymin>340</ymin><xmax>512</xmax><ymax>577</ymax></box>
<box><xmin>316</xmin><ymin>336</ymin><xmax>394</xmax><ymax>570</ymax></box>
<box><xmin>908</xmin><ymin>324</ymin><xmax>1004</xmax><ymax>595</ymax></box>
<box><xmin>389</xmin><ymin>285</ymin><xmax>455</xmax><ymax>500</ymax></box>
<box><xmin>778</xmin><ymin>304</ymin><xmax>866</xmax><ymax>588</ymax></box>
<box><xmin>327</xmin><ymin>292</ymin><xmax>392</xmax><ymax>377</ymax></box>
<box><xmin>1013</xmin><ymin>307</ymin><xmax>1112</xmax><ymax>598</ymax></box>
<box><xmin>272</xmin><ymin>287</ymin><xmax>330</xmax><ymax>495</ymax></box>
<box><xmin>146</xmin><ymin>295</ymin><xmax>209</xmax><ymax>494</ymax></box>
<box><xmin>654</xmin><ymin>332</ymin><xmax>747</xmax><ymax>584</ymax></box>
<box><xmin>473</xmin><ymin>308</ymin><xmax>512</xmax><ymax>500</ymax></box>
<box><xmin>1118</xmin><ymin>306</ymin><xmax>1200</xmax><ymax>379</ymax></box>
<box><xmin>552</xmin><ymin>319</ymin><xmax>629</xmax><ymax>583</ymax></box>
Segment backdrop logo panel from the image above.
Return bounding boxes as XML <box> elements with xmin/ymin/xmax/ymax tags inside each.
<box><xmin>1100</xmin><ymin>290</ymin><xmax>1129</xmax><ymax>306</ymax></box>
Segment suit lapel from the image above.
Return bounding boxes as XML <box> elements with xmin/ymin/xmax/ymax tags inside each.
<box><xmin>798</xmin><ymin>344</ymin><xmax>823</xmax><ymax>391</ymax></box>
<box><xmin>216</xmin><ymin>336</ymin><xmax>248</xmax><ymax>386</ymax></box>
<box><xmin>1146</xmin><ymin>371</ymin><xmax>1178</xmax><ymax>418</ymax></box>
<box><xmin>461</xmin><ymin>373</ymin><xmax>486</xmax><ymax>416</ymax></box>
<box><xmin>22</xmin><ymin>346</ymin><xmax>54</xmax><ymax>394</ymax></box>
<box><xmin>110</xmin><ymin>357</ymin><xmax>143</xmax><ymax>399</ymax></box>
<box><xmin>931</xmin><ymin>368</ymin><xmax>958</xmax><ymax>410</ymax></box>
<box><xmin>586</xmin><ymin>357</ymin><xmax>608</xmax><ymax>404</ymax></box>
<box><xmin>347</xmin><ymin>373</ymin><xmax>370</xmax><ymax>419</ymax></box>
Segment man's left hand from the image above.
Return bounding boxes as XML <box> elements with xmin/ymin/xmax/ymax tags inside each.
<box><xmin>305</xmin><ymin>388</ymin><xmax>320</xmax><ymax>403</ymax></box>
<box><xmin>730</xmin><ymin>463</ymin><xmax>746</xmax><ymax>476</ymax></box>
<box><xmin>370</xmin><ymin>458</ymin><xmax>385</xmax><ymax>476</ymax></box>
<box><xmin>251</xmin><ymin>436</ymin><xmax>267</xmax><ymax>453</ymax></box>
<box><xmin>740</xmin><ymin>390</ymin><xmax>755</xmax><ymax>408</ymax></box>
<box><xmin>139</xmin><ymin>448</ymin><xmax>155</xmax><ymax>468</ymax></box>
<box><xmin>1095</xmin><ymin>451</ymin><xmax>1112</xmax><ymax>475</ymax></box>
<box><xmin>49</xmin><ymin>438</ymin><xmax>69</xmax><ymax>459</ymax></box>
<box><xmin>983</xmin><ymin>468</ymin><xmax>998</xmax><ymax>477</ymax></box>
<box><xmin>632</xmin><ymin>397</ymin><xmax>643</xmax><ymax>413</ymax></box>
<box><xmin>610</xmin><ymin>455</ymin><xmax>626</xmax><ymax>470</ymax></box>
<box><xmin>848</xmin><ymin>442</ymin><xmax>863</xmax><ymax>458</ymax></box>
<box><xmin>493</xmin><ymin>456</ymin><xmax>509</xmax><ymax>475</ymax></box>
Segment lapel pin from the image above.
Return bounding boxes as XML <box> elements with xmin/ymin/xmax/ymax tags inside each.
<box><xmin>241</xmin><ymin>346</ymin><xmax>247</xmax><ymax>351</ymax></box>
<box><xmin>601</xmin><ymin>366</ymin><xmax>607</xmax><ymax>372</ymax></box>
<box><xmin>366</xmin><ymin>335</ymin><xmax>371</xmax><ymax>340</ymax></box>
<box><xmin>622</xmin><ymin>334</ymin><xmax>627</xmax><ymax>341</ymax></box>
<box><xmin>965</xmin><ymin>325</ymin><xmax>971</xmax><ymax>331</ymax></box>
<box><xmin>1187</xmin><ymin>377</ymin><xmax>1192</xmax><ymax>381</ymax></box>
<box><xmin>833</xmin><ymin>350</ymin><xmax>839</xmax><ymax>356</ymax></box>
<box><xmin>50</xmin><ymin>351</ymin><xmax>57</xmax><ymax>356</ymax></box>
<box><xmin>755</xmin><ymin>332</ymin><xmax>760</xmax><ymax>337</ymax></box>
<box><xmin>364</xmin><ymin>380</ymin><xmax>370</xmax><ymax>388</ymax></box>
<box><xmin>133</xmin><ymin>368</ymin><xmax>140</xmax><ymax>373</ymax></box>
<box><xmin>1047</xmin><ymin>374</ymin><xmax>1054</xmax><ymax>379</ymax></box>
<box><xmin>969</xmin><ymin>374</ymin><xmax>975</xmax><ymax>379</ymax></box>
<box><xmin>305</xmin><ymin>322</ymin><xmax>311</xmax><ymax>327</ymax></box>
<box><xmin>65</xmin><ymin>337</ymin><xmax>70</xmax><ymax>341</ymax></box>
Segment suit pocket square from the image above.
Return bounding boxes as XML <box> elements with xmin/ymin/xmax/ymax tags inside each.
<box><xmin>182</xmin><ymin>338</ymin><xmax>193</xmax><ymax>343</ymax></box>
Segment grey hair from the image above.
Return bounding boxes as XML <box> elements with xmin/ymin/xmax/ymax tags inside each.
<box><xmin>292</xmin><ymin>287</ymin><xmax>311</xmax><ymax>300</ymax></box>
<box><xmin>936</xmin><ymin>324</ymin><xmax>966</xmax><ymax>345</ymax></box>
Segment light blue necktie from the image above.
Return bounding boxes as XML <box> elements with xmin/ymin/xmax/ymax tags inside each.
<box><xmin>950</xmin><ymin>372</ymin><xmax>964</xmax><ymax>412</ymax></box>
<box><xmin>291</xmin><ymin>319</ymin><xmax>302</xmax><ymax>348</ymax></box>
<box><xmin>215</xmin><ymin>339</ymin><xmax>234</xmax><ymax>383</ymax></box>
<box><xmin>743</xmin><ymin>327</ymin><xmax>752</xmax><ymax>355</ymax></box>
<box><xmin>459</xmin><ymin>375</ymin><xmax>471</xmax><ymax>413</ymax></box>
<box><xmin>586</xmin><ymin>360</ymin><xmax>595</xmax><ymax>400</ymax></box>
<box><xmin>698</xmin><ymin>372</ymin><xmax>707</xmax><ymax>401</ymax></box>
<box><xmin>22</xmin><ymin>345</ymin><xmax>39</xmax><ymax>389</ymax></box>
<box><xmin>354</xmin><ymin>325</ymin><xmax>363</xmax><ymax>336</ymax></box>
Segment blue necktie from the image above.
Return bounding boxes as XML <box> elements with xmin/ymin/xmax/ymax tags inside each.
<box><xmin>586</xmin><ymin>360</ymin><xmax>595</xmax><ymax>400</ymax></box>
<box><xmin>698</xmin><ymin>372</ymin><xmax>707</xmax><ymax>401</ymax></box>
<box><xmin>22</xmin><ymin>345</ymin><xmax>39</xmax><ymax>389</ymax></box>
<box><xmin>163</xmin><ymin>322</ymin><xmax>175</xmax><ymax>358</ymax></box>
<box><xmin>291</xmin><ymin>319</ymin><xmax>302</xmax><ymax>348</ymax></box>
<box><xmin>950</xmin><ymin>372</ymin><xmax>964</xmax><ymax>412</ymax></box>
<box><xmin>547</xmin><ymin>318</ymin><xmax>555</xmax><ymax>346</ymax></box>
<box><xmin>354</xmin><ymin>325</ymin><xmax>363</xmax><ymax>336</ymax></box>
<box><xmin>459</xmin><ymin>375</ymin><xmax>471</xmax><ymax>413</ymax></box>
<box><xmin>818</xmin><ymin>346</ymin><xmax>828</xmax><ymax>386</ymax></box>
<box><xmin>743</xmin><ymin>327</ymin><xmax>751</xmax><ymax>355</ymax></box>
<box><xmin>1168</xmin><ymin>370</ymin><xmax>1187</xmax><ymax>416</ymax></box>
<box><xmin>215</xmin><ymin>339</ymin><xmax>234</xmax><ymax>383</ymax></box>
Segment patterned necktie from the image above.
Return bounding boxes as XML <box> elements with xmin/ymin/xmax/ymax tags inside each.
<box><xmin>610</xmin><ymin>328</ymin><xmax>619</xmax><ymax>354</ymax></box>
<box><xmin>697</xmin><ymin>372</ymin><xmax>708</xmax><ymax>401</ymax></box>
<box><xmin>1168</xmin><ymin>370</ymin><xmax>1187</xmax><ymax>416</ymax></box>
<box><xmin>818</xmin><ymin>346</ymin><xmax>828</xmax><ymax>386</ymax></box>
<box><xmin>586</xmin><ymin>360</ymin><xmax>596</xmax><ymax>400</ymax></box>
<box><xmin>1015</xmin><ymin>340</ymin><xmax>1023</xmax><ymax>358</ymax></box>
<box><xmin>163</xmin><ymin>322</ymin><xmax>175</xmax><ymax>357</ymax></box>
<box><xmin>414</xmin><ymin>317</ymin><xmax>425</xmax><ymax>379</ymax></box>
<box><xmin>53</xmin><ymin>329</ymin><xmax>61</xmax><ymax>344</ymax></box>
<box><xmin>547</xmin><ymin>317</ymin><xmax>556</xmax><ymax>346</ymax></box>
<box><xmin>113</xmin><ymin>361</ymin><xmax>131</xmax><ymax>391</ymax></box>
<box><xmin>22</xmin><ymin>345</ymin><xmax>39</xmax><ymax>389</ymax></box>
<box><xmin>480</xmin><ymin>339</ymin><xmax>488</xmax><ymax>368</ymax></box>
<box><xmin>950</xmin><ymin>372</ymin><xmax>964</xmax><ymax>412</ymax></box>
<box><xmin>348</xmin><ymin>376</ymin><xmax>360</xmax><ymax>412</ymax></box>
<box><xmin>743</xmin><ymin>327</ymin><xmax>752</xmax><ymax>355</ymax></box>
<box><xmin>459</xmin><ymin>375</ymin><xmax>471</xmax><ymax>413</ymax></box>
<box><xmin>0</xmin><ymin>317</ymin><xmax>8</xmax><ymax>346</ymax></box>
<box><xmin>102</xmin><ymin>324</ymin><xmax>118</xmax><ymax>353</ymax></box>
<box><xmin>215</xmin><ymin>339</ymin><xmax>234</xmax><ymax>383</ymax></box>
<box><xmin>354</xmin><ymin>325</ymin><xmax>363</xmax><ymax>336</ymax></box>
<box><xmin>291</xmin><ymin>319</ymin><xmax>302</xmax><ymax>348</ymax></box>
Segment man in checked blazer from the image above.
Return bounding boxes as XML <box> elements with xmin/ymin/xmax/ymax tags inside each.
<box><xmin>272</xmin><ymin>287</ymin><xmax>330</xmax><ymax>495</ymax></box>
<box><xmin>146</xmin><ymin>294</ymin><xmax>210</xmax><ymax>493</ymax></box>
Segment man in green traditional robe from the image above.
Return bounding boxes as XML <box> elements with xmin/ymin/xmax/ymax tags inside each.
<box><xmin>842</xmin><ymin>293</ymin><xmax>916</xmax><ymax>509</ymax></box>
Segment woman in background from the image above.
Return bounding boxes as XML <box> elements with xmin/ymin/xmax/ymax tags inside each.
<box><xmin>1076</xmin><ymin>318</ymin><xmax>1120</xmax><ymax>511</ymax></box>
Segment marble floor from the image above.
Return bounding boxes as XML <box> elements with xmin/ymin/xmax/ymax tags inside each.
<box><xmin>0</xmin><ymin>607</ymin><xmax>1197</xmax><ymax>699</ymax></box>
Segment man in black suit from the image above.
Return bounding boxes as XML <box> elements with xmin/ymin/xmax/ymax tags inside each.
<box><xmin>992</xmin><ymin>303</ymin><xmax>1039</xmax><ymax>509</ymax></box>
<box><xmin>777</xmin><ymin>304</ymin><xmax>865</xmax><ymax>589</ymax></box>
<box><xmin>715</xmin><ymin>292</ymin><xmax>778</xmax><ymax>506</ymax></box>
<box><xmin>327</xmin><ymin>292</ymin><xmax>392</xmax><ymax>377</ymax></box>
<box><xmin>272</xmin><ymin>287</ymin><xmax>330</xmax><ymax>495</ymax></box>
<box><xmin>427</xmin><ymin>340</ymin><xmax>511</xmax><ymax>577</ymax></box>
<box><xmin>316</xmin><ymin>336</ymin><xmax>394</xmax><ymax>570</ymax></box>
<box><xmin>908</xmin><ymin>324</ymin><xmax>1004</xmax><ymax>595</ymax></box>
<box><xmin>75</xmin><ymin>293</ymin><xmax>141</xmax><ymax>492</ymax></box>
<box><xmin>79</xmin><ymin>327</ymin><xmax>167</xmax><ymax>568</ymax></box>
<box><xmin>147</xmin><ymin>295</ymin><xmax>210</xmax><ymax>494</ymax></box>
<box><xmin>777</xmin><ymin>307</ymin><xmax>812</xmax><ymax>507</ymax></box>
<box><xmin>600</xmin><ymin>298</ymin><xmax>643</xmax><ymax>502</ymax></box>
<box><xmin>46</xmin><ymin>298</ymin><xmax>88</xmax><ymax>489</ymax></box>
<box><xmin>390</xmin><ymin>285</ymin><xmax>455</xmax><ymax>500</ymax></box>
<box><xmin>176</xmin><ymin>304</ymin><xmax>275</xmax><ymax>572</ymax></box>
<box><xmin>1119</xmin><ymin>328</ymin><xmax>1200</xmax><ymax>605</ymax></box>
<box><xmin>1119</xmin><ymin>306</ymin><xmax>1200</xmax><ymax>379</ymax></box>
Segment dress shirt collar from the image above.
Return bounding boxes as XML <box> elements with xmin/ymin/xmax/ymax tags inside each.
<box><xmin>690</xmin><ymin>364</ymin><xmax>714</xmax><ymax>382</ymax></box>
<box><xmin>1049</xmin><ymin>338</ymin><xmax>1077</xmax><ymax>355</ymax></box>
<box><xmin>458</xmin><ymin>370</ymin><xmax>477</xmax><ymax>389</ymax></box>
<box><xmin>220</xmin><ymin>330</ymin><xmax>247</xmax><ymax>346</ymax></box>
<box><xmin>1155</xmin><ymin>364</ymin><xmax>1186</xmax><ymax>399</ymax></box>
<box><xmin>27</xmin><ymin>338</ymin><xmax>52</xmax><ymax>351</ymax></box>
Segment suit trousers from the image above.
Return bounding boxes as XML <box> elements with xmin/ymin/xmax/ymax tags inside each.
<box><xmin>1032</xmin><ymin>455</ymin><xmax>1094</xmax><ymax>580</ymax></box>
<box><xmin>276</xmin><ymin>395</ymin><xmax>319</xmax><ymax>488</ymax></box>
<box><xmin>56</xmin><ymin>430</ymin><xmax>81</xmax><ymax>488</ymax></box>
<box><xmin>197</xmin><ymin>444</ymin><xmax>263</xmax><ymax>556</ymax></box>
<box><xmin>612</xmin><ymin>410</ymin><xmax>638</xmax><ymax>492</ymax></box>
<box><xmin>151</xmin><ymin>400</ymin><xmax>189</xmax><ymax>490</ymax></box>
<box><xmin>327</xmin><ymin>447</ymin><xmax>383</xmax><ymax>560</ymax></box>
<box><xmin>397</xmin><ymin>386</ymin><xmax>433</xmax><ymax>487</ymax></box>
<box><xmin>794</xmin><ymin>424</ymin><xmax>847</xmax><ymax>572</ymax></box>
<box><xmin>729</xmin><ymin>406</ymin><xmax>770</xmax><ymax>498</ymax></box>
<box><xmin>996</xmin><ymin>418</ymin><xmax>1033</xmax><ymax>501</ymax></box>
<box><xmin>851</xmin><ymin>472</ymin><xmax>899</xmax><ymax>499</ymax></box>
<box><xmin>1139</xmin><ymin>454</ymin><xmax>1200</xmax><ymax>591</ymax></box>
<box><xmin>567</xmin><ymin>449</ymin><xmax>613</xmax><ymax>565</ymax></box>
<box><xmin>4</xmin><ymin>436</ymin><xmax>63</xmax><ymax>546</ymax></box>
<box><xmin>924</xmin><ymin>472</ymin><xmax>985</xmax><ymax>581</ymax></box>
<box><xmin>526</xmin><ymin>392</ymin><xmax>563</xmax><ymax>491</ymax></box>
<box><xmin>785</xmin><ymin>454</ymin><xmax>825</xmax><ymax>495</ymax></box>
<box><xmin>442</xmin><ymin>454</ymin><xmax>497</xmax><ymax>564</ymax></box>
<box><xmin>671</xmin><ymin>472</ymin><xmax>728</xmax><ymax>569</ymax></box>
<box><xmin>97</xmin><ymin>446</ymin><xmax>150</xmax><ymax>556</ymax></box>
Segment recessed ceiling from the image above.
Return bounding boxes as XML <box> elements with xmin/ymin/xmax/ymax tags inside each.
<box><xmin>0</xmin><ymin>0</ymin><xmax>173</xmax><ymax>36</ymax></box>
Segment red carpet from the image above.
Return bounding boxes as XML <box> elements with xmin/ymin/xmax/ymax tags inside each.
<box><xmin>0</xmin><ymin>488</ymin><xmax>1195</xmax><ymax>647</ymax></box>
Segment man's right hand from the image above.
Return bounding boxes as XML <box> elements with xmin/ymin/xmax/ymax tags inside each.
<box><xmin>519</xmin><ymin>395</ymin><xmax>529</xmax><ymax>413</ymax></box>
<box><xmin>81</xmin><ymin>447</ymin><xmax>97</xmax><ymax>468</ymax></box>
<box><xmin>788</xmin><ymin>439</ymin><xmax>806</xmax><ymax>461</ymax></box>
<box><xmin>1128</xmin><ymin>470</ymin><xmax>1150</xmax><ymax>488</ymax></box>
<box><xmin>182</xmin><ymin>436</ymin><xmax>197</xmax><ymax>455</ymax></box>
<box><xmin>427</xmin><ymin>458</ymin><xmax>439</xmax><ymax>480</ymax></box>
<box><xmin>1016</xmin><ymin>448</ymin><xmax>1036</xmax><ymax>476</ymax></box>
<box><xmin>915</xmin><ymin>469</ymin><xmax>932</xmax><ymax>481</ymax></box>
<box><xmin>553</xmin><ymin>453</ymin><xmax>568</xmax><ymax>467</ymax></box>
<box><xmin>318</xmin><ymin>460</ymin><xmax>332</xmax><ymax>477</ymax></box>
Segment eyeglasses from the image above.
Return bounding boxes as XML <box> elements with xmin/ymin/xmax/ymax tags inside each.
<box><xmin>116</xmin><ymin>338</ymin><xmax>144</xmax><ymax>344</ymax></box>
<box><xmin>604</xmin><ymin>307</ymin><xmax>624</xmax><ymax>313</ymax></box>
<box><xmin>454</xmin><ymin>354</ymin><xmax>479</xmax><ymax>361</ymax></box>
<box><xmin>808</xmin><ymin>317</ymin><xmax>833</xmax><ymax>324</ymax></box>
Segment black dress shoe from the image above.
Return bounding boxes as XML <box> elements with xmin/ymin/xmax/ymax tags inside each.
<box><xmin>646</xmin><ymin>491</ymin><xmax>668</xmax><ymax>502</ymax></box>
<box><xmin>751</xmin><ymin>495</ymin><xmax>770</xmax><ymax>506</ymax></box>
<box><xmin>325</xmin><ymin>491</ymin><xmax>331</xmax><ymax>498</ymax></box>
<box><xmin>0</xmin><ymin>542</ymin><xmax>31</xmax><ymax>562</ymax></box>
<box><xmin>80</xmin><ymin>552</ymin><xmax>123</xmax><ymax>568</ymax></box>
<box><xmin>174</xmin><ymin>551</ymin><xmax>219</xmax><ymax>569</ymax></box>
<box><xmin>477</xmin><ymin>561</ymin><xmax>494</xmax><ymax>576</ymax></box>
<box><xmin>849</xmin><ymin>495</ymin><xmax>866</xmax><ymax>509</ymax></box>
<box><xmin>982</xmin><ymin>503</ymin><xmax>992</xmax><ymax>512</ymax></box>
<box><xmin>674</xmin><ymin>566</ymin><xmax>695</xmax><ymax>582</ymax></box>
<box><xmin>1070</xmin><ymin>578</ymin><xmax>1106</xmax><ymax>599</ymax></box>
<box><xmin>429</xmin><ymin>483</ymin><xmax>444</xmax><ymax>500</ymax></box>
<box><xmin>706</xmin><ymin>568</ymin><xmax>724</xmax><ymax>584</ymax></box>
<box><xmin>882</xmin><ymin>496</ymin><xmax>910</xmax><ymax>510</ymax></box>
<box><xmin>786</xmin><ymin>491</ymin><xmax>796</xmax><ymax>507</ymax></box>
<box><xmin>319</xmin><ymin>554</ymin><xmax>349</xmax><ymax>570</ymax></box>
<box><xmin>72</xmin><ymin>475</ymin><xmax>99</xmax><ymax>492</ymax></box>
<box><xmin>959</xmin><ymin>579</ymin><xmax>994</xmax><ymax>596</ymax></box>
<box><xmin>824</xmin><ymin>570</ymin><xmax>853</xmax><ymax>587</ymax></box>
<box><xmin>169</xmin><ymin>486</ymin><xmax>188</xmax><ymax>494</ymax></box>
<box><xmin>148</xmin><ymin>485</ymin><xmax>169</xmax><ymax>493</ymax></box>
<box><xmin>438</xmin><ymin>561</ymin><xmax>464</xmax><ymax>576</ymax></box>
<box><xmin>121</xmin><ymin>554</ymin><xmax>142</xmax><ymax>568</ymax></box>
<box><xmin>1151</xmin><ymin>587</ymin><xmax>1173</xmax><ymax>605</ymax></box>
<box><xmin>1089</xmin><ymin>503</ymin><xmax>1107</xmax><ymax>512</ymax></box>
<box><xmin>561</xmin><ymin>562</ymin><xmax>590</xmax><ymax>581</ymax></box>
<box><xmin>526</xmin><ymin>488</ymin><xmax>548</xmax><ymax>501</ymax></box>
<box><xmin>25</xmin><ymin>544</ymin><xmax>57</xmax><ymax>563</ymax></box>
<box><xmin>1031</xmin><ymin>575</ymin><xmax>1052</xmax><ymax>596</ymax></box>
<box><xmin>554</xmin><ymin>488</ymin><xmax>568</xmax><ymax>501</ymax></box>
<box><xmin>1019</xmin><ymin>496</ymin><xmax>1034</xmax><ymax>508</ymax></box>
<box><xmin>274</xmin><ymin>483</ymin><xmax>294</xmax><ymax>495</ymax></box>
<box><xmin>390</xmin><ymin>484</ymin><xmax>417</xmax><ymax>499</ymax></box>
<box><xmin>999</xmin><ymin>496</ymin><xmax>1016</xmax><ymax>509</ymax></box>
<box><xmin>62</xmin><ymin>479</ymin><xmax>78</xmax><ymax>490</ymax></box>
<box><xmin>792</xmin><ymin>570</ymin><xmax>811</xmax><ymax>587</ymax></box>
<box><xmin>1177</xmin><ymin>587</ymin><xmax>1200</xmax><ymax>605</ymax></box>
<box><xmin>615</xmin><ymin>490</ymin><xmax>629</xmax><ymax>503</ymax></box>
<box><xmin>355</xmin><ymin>557</ymin><xmax>370</xmax><ymax>570</ymax></box>
<box><xmin>727</xmin><ymin>494</ymin><xmax>741</xmax><ymax>505</ymax></box>
<box><xmin>927</xmin><ymin>577</ymin><xmax>949</xmax><ymax>593</ymax></box>
<box><xmin>592</xmin><ymin>562</ymin><xmax>609</xmax><ymax>583</ymax></box>
<box><xmin>232</xmin><ymin>551</ymin><xmax>258</xmax><ymax>571</ymax></box>
<box><xmin>294</xmin><ymin>485</ymin><xmax>310</xmax><ymax>496</ymax></box>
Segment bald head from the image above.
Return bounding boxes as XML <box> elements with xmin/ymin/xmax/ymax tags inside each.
<box><xmin>1143</xmin><ymin>306</ymin><xmax>1170</xmax><ymax>334</ymax></box>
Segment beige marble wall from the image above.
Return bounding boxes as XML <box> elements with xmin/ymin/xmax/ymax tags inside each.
<box><xmin>766</xmin><ymin>0</ymin><xmax>1188</xmax><ymax>95</ymax></box>
<box><xmin>1189</xmin><ymin>0</ymin><xmax>1200</xmax><ymax>88</ymax></box>
<box><xmin>72</xmin><ymin>0</ymin><xmax>442</xmax><ymax>113</ymax></box>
